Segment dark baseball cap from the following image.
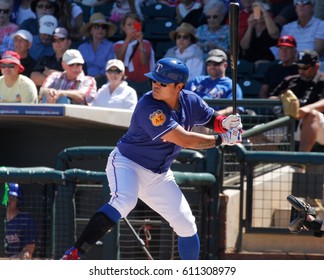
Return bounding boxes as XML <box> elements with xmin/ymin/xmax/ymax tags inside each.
<box><xmin>296</xmin><ymin>50</ymin><xmax>319</xmax><ymax>65</ymax></box>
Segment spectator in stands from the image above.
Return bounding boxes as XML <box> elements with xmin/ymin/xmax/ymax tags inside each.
<box><xmin>240</xmin><ymin>0</ymin><xmax>279</xmax><ymax>67</ymax></box>
<box><xmin>11</xmin><ymin>0</ymin><xmax>36</xmax><ymax>25</ymax></box>
<box><xmin>30</xmin><ymin>27</ymin><xmax>71</xmax><ymax>87</ymax></box>
<box><xmin>235</xmin><ymin>0</ymin><xmax>253</xmax><ymax>42</ymax></box>
<box><xmin>78</xmin><ymin>12</ymin><xmax>116</xmax><ymax>89</ymax></box>
<box><xmin>4</xmin><ymin>183</ymin><xmax>38</xmax><ymax>259</ymax></box>
<box><xmin>29</xmin><ymin>14</ymin><xmax>57</xmax><ymax>60</ymax></box>
<box><xmin>0</xmin><ymin>0</ymin><xmax>19</xmax><ymax>55</ymax></box>
<box><xmin>11</xmin><ymin>29</ymin><xmax>36</xmax><ymax>77</ymax></box>
<box><xmin>259</xmin><ymin>35</ymin><xmax>298</xmax><ymax>98</ymax></box>
<box><xmin>186</xmin><ymin>48</ymin><xmax>243</xmax><ymax>115</ymax></box>
<box><xmin>109</xmin><ymin>0</ymin><xmax>134</xmax><ymax>24</ymax></box>
<box><xmin>20</xmin><ymin>0</ymin><xmax>58</xmax><ymax>35</ymax></box>
<box><xmin>280</xmin><ymin>0</ymin><xmax>324</xmax><ymax>59</ymax></box>
<box><xmin>74</xmin><ymin>0</ymin><xmax>111</xmax><ymax>8</ymax></box>
<box><xmin>39</xmin><ymin>49</ymin><xmax>96</xmax><ymax>104</ymax></box>
<box><xmin>271</xmin><ymin>0</ymin><xmax>297</xmax><ymax>27</ymax></box>
<box><xmin>176</xmin><ymin>0</ymin><xmax>202</xmax><ymax>24</ymax></box>
<box><xmin>195</xmin><ymin>0</ymin><xmax>230</xmax><ymax>59</ymax></box>
<box><xmin>56</xmin><ymin>0</ymin><xmax>83</xmax><ymax>43</ymax></box>
<box><xmin>90</xmin><ymin>59</ymin><xmax>137</xmax><ymax>109</ymax></box>
<box><xmin>0</xmin><ymin>50</ymin><xmax>38</xmax><ymax>103</ymax></box>
<box><xmin>269</xmin><ymin>49</ymin><xmax>324</xmax><ymax>152</ymax></box>
<box><xmin>165</xmin><ymin>22</ymin><xmax>204</xmax><ymax>81</ymax></box>
<box><xmin>114</xmin><ymin>12</ymin><xmax>155</xmax><ymax>83</ymax></box>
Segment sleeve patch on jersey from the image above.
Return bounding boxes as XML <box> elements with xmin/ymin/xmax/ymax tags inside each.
<box><xmin>149</xmin><ymin>109</ymin><xmax>166</xmax><ymax>127</ymax></box>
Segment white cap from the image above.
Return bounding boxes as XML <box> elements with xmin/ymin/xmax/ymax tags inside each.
<box><xmin>39</xmin><ymin>15</ymin><xmax>58</xmax><ymax>35</ymax></box>
<box><xmin>11</xmin><ymin>29</ymin><xmax>33</xmax><ymax>43</ymax></box>
<box><xmin>106</xmin><ymin>59</ymin><xmax>125</xmax><ymax>72</ymax></box>
<box><xmin>62</xmin><ymin>49</ymin><xmax>84</xmax><ymax>65</ymax></box>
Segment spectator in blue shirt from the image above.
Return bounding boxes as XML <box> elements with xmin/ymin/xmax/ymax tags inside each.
<box><xmin>186</xmin><ymin>48</ymin><xmax>243</xmax><ymax>115</ymax></box>
<box><xmin>78</xmin><ymin>12</ymin><xmax>117</xmax><ymax>88</ymax></box>
<box><xmin>29</xmin><ymin>14</ymin><xmax>57</xmax><ymax>60</ymax></box>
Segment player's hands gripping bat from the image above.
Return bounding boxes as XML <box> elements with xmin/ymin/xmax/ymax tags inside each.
<box><xmin>222</xmin><ymin>114</ymin><xmax>243</xmax><ymax>130</ymax></box>
<box><xmin>220</xmin><ymin>128</ymin><xmax>242</xmax><ymax>146</ymax></box>
<box><xmin>287</xmin><ymin>194</ymin><xmax>316</xmax><ymax>233</ymax></box>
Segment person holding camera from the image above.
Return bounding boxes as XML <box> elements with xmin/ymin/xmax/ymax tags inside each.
<box><xmin>240</xmin><ymin>0</ymin><xmax>280</xmax><ymax>67</ymax></box>
<box><xmin>114</xmin><ymin>12</ymin><xmax>155</xmax><ymax>83</ymax></box>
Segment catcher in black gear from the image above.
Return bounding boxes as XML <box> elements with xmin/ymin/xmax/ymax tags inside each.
<box><xmin>287</xmin><ymin>194</ymin><xmax>324</xmax><ymax>237</ymax></box>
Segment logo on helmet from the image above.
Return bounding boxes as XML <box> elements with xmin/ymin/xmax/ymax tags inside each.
<box><xmin>155</xmin><ymin>63</ymin><xmax>163</xmax><ymax>73</ymax></box>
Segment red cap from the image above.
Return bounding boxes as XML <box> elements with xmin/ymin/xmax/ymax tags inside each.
<box><xmin>277</xmin><ymin>35</ymin><xmax>297</xmax><ymax>48</ymax></box>
<box><xmin>0</xmin><ymin>51</ymin><xmax>25</xmax><ymax>73</ymax></box>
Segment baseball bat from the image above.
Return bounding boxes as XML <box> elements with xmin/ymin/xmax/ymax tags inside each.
<box><xmin>229</xmin><ymin>2</ymin><xmax>240</xmax><ymax>114</ymax></box>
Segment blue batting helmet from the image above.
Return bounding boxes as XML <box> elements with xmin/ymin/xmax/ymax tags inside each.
<box><xmin>8</xmin><ymin>183</ymin><xmax>21</xmax><ymax>198</ymax></box>
<box><xmin>144</xmin><ymin>58</ymin><xmax>189</xmax><ymax>84</ymax></box>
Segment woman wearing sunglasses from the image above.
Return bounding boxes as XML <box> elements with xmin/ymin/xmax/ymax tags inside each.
<box><xmin>0</xmin><ymin>0</ymin><xmax>19</xmax><ymax>55</ymax></box>
<box><xmin>90</xmin><ymin>59</ymin><xmax>138</xmax><ymax>109</ymax></box>
<box><xmin>195</xmin><ymin>0</ymin><xmax>230</xmax><ymax>59</ymax></box>
<box><xmin>164</xmin><ymin>22</ymin><xmax>204</xmax><ymax>81</ymax></box>
<box><xmin>78</xmin><ymin>13</ymin><xmax>117</xmax><ymax>89</ymax></box>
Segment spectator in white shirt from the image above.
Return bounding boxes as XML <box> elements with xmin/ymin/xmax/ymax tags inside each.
<box><xmin>90</xmin><ymin>59</ymin><xmax>138</xmax><ymax>110</ymax></box>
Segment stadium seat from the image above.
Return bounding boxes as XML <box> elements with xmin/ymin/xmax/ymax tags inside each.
<box><xmin>143</xmin><ymin>19</ymin><xmax>177</xmax><ymax>41</ymax></box>
<box><xmin>226</xmin><ymin>59</ymin><xmax>254</xmax><ymax>79</ymax></box>
<box><xmin>93</xmin><ymin>2</ymin><xmax>114</xmax><ymax>17</ymax></box>
<box><xmin>253</xmin><ymin>61</ymin><xmax>274</xmax><ymax>81</ymax></box>
<box><xmin>154</xmin><ymin>41</ymin><xmax>175</xmax><ymax>60</ymax></box>
<box><xmin>141</xmin><ymin>3</ymin><xmax>176</xmax><ymax>19</ymax></box>
<box><xmin>238</xmin><ymin>78</ymin><xmax>261</xmax><ymax>98</ymax></box>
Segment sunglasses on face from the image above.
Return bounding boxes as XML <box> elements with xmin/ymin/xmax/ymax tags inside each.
<box><xmin>36</xmin><ymin>4</ymin><xmax>53</xmax><ymax>9</ymax></box>
<box><xmin>206</xmin><ymin>61</ymin><xmax>223</xmax><ymax>67</ymax></box>
<box><xmin>93</xmin><ymin>24</ymin><xmax>107</xmax><ymax>30</ymax></box>
<box><xmin>52</xmin><ymin>38</ymin><xmax>66</xmax><ymax>43</ymax></box>
<box><xmin>150</xmin><ymin>78</ymin><xmax>168</xmax><ymax>87</ymax></box>
<box><xmin>68</xmin><ymin>63</ymin><xmax>83</xmax><ymax>67</ymax></box>
<box><xmin>176</xmin><ymin>34</ymin><xmax>190</xmax><ymax>40</ymax></box>
<box><xmin>0</xmin><ymin>8</ymin><xmax>10</xmax><ymax>14</ymax></box>
<box><xmin>106</xmin><ymin>69</ymin><xmax>122</xmax><ymax>74</ymax></box>
<box><xmin>206</xmin><ymin>15</ymin><xmax>218</xmax><ymax>20</ymax></box>
<box><xmin>297</xmin><ymin>64</ymin><xmax>312</xmax><ymax>70</ymax></box>
<box><xmin>1</xmin><ymin>63</ymin><xmax>16</xmax><ymax>69</ymax></box>
<box><xmin>295</xmin><ymin>1</ymin><xmax>311</xmax><ymax>6</ymax></box>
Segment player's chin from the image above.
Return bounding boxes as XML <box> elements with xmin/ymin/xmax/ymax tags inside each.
<box><xmin>152</xmin><ymin>91</ymin><xmax>162</xmax><ymax>100</ymax></box>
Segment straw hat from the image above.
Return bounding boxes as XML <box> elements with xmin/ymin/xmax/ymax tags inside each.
<box><xmin>169</xmin><ymin>23</ymin><xmax>198</xmax><ymax>43</ymax></box>
<box><xmin>81</xmin><ymin>13</ymin><xmax>117</xmax><ymax>38</ymax></box>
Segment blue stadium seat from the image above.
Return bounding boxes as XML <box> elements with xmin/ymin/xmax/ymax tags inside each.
<box><xmin>141</xmin><ymin>3</ymin><xmax>176</xmax><ymax>19</ymax></box>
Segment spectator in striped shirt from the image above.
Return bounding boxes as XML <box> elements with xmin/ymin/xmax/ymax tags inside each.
<box><xmin>39</xmin><ymin>49</ymin><xmax>96</xmax><ymax>104</ymax></box>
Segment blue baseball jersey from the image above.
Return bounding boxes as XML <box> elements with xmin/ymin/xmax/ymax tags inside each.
<box><xmin>5</xmin><ymin>212</ymin><xmax>37</xmax><ymax>256</ymax></box>
<box><xmin>185</xmin><ymin>75</ymin><xmax>243</xmax><ymax>111</ymax></box>
<box><xmin>117</xmin><ymin>89</ymin><xmax>214</xmax><ymax>173</ymax></box>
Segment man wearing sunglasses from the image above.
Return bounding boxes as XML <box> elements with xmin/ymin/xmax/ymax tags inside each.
<box><xmin>269</xmin><ymin>49</ymin><xmax>324</xmax><ymax>152</ymax></box>
<box><xmin>61</xmin><ymin>57</ymin><xmax>243</xmax><ymax>260</ymax></box>
<box><xmin>280</xmin><ymin>0</ymin><xmax>324</xmax><ymax>59</ymax></box>
<box><xmin>30</xmin><ymin>27</ymin><xmax>72</xmax><ymax>88</ymax></box>
<box><xmin>39</xmin><ymin>49</ymin><xmax>96</xmax><ymax>104</ymax></box>
<box><xmin>0</xmin><ymin>50</ymin><xmax>38</xmax><ymax>103</ymax></box>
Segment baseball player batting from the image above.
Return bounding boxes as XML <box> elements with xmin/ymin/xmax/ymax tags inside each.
<box><xmin>61</xmin><ymin>58</ymin><xmax>243</xmax><ymax>260</ymax></box>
